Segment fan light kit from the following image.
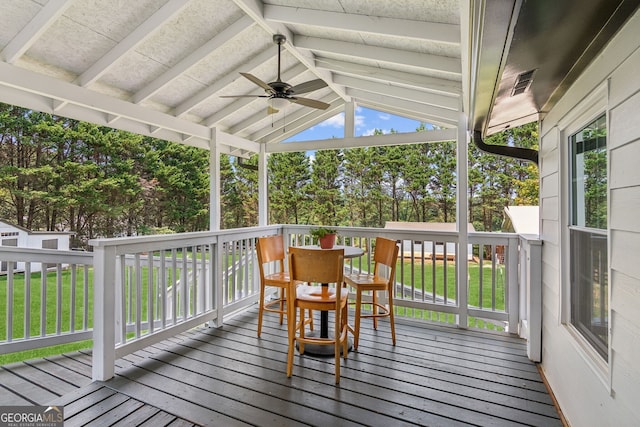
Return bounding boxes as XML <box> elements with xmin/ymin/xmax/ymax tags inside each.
<box><xmin>221</xmin><ymin>34</ymin><xmax>330</xmax><ymax>114</ymax></box>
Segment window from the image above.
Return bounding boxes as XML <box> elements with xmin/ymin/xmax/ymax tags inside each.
<box><xmin>569</xmin><ymin>114</ymin><xmax>608</xmax><ymax>360</ymax></box>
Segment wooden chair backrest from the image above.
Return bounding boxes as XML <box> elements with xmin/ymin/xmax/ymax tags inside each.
<box><xmin>288</xmin><ymin>247</ymin><xmax>344</xmax><ymax>285</ymax></box>
<box><xmin>257</xmin><ymin>235</ymin><xmax>286</xmax><ymax>272</ymax></box>
<box><xmin>373</xmin><ymin>237</ymin><xmax>400</xmax><ymax>280</ymax></box>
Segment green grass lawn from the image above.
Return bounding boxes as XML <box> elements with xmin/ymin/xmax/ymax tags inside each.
<box><xmin>354</xmin><ymin>259</ymin><xmax>507</xmax><ymax>329</ymax></box>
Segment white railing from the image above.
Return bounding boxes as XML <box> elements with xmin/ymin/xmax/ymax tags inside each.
<box><xmin>0</xmin><ymin>246</ymin><xmax>93</xmax><ymax>353</ymax></box>
<box><xmin>0</xmin><ymin>225</ymin><xmax>541</xmax><ymax>380</ymax></box>
<box><xmin>282</xmin><ymin>225</ymin><xmax>522</xmax><ymax>332</ymax></box>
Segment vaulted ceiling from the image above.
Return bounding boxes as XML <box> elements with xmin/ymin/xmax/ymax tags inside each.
<box><xmin>0</xmin><ymin>0</ymin><xmax>464</xmax><ymax>157</ymax></box>
<box><xmin>1</xmin><ymin>0</ymin><xmax>637</xmax><ymax>158</ymax></box>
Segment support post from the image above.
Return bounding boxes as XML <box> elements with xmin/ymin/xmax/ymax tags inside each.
<box><xmin>258</xmin><ymin>142</ymin><xmax>268</xmax><ymax>227</ymax></box>
<box><xmin>92</xmin><ymin>244</ymin><xmax>116</xmax><ymax>381</ymax></box>
<box><xmin>456</xmin><ymin>112</ymin><xmax>469</xmax><ymax>328</ymax></box>
<box><xmin>209</xmin><ymin>128</ymin><xmax>221</xmax><ymax>231</ymax></box>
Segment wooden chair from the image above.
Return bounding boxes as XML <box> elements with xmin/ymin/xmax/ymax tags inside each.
<box><xmin>256</xmin><ymin>235</ymin><xmax>313</xmax><ymax>337</ymax></box>
<box><xmin>286</xmin><ymin>247</ymin><xmax>349</xmax><ymax>384</ymax></box>
<box><xmin>344</xmin><ymin>237</ymin><xmax>400</xmax><ymax>350</ymax></box>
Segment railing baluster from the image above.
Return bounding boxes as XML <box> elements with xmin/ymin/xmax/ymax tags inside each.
<box><xmin>7</xmin><ymin>263</ymin><xmax>13</xmax><ymax>341</ymax></box>
<box><xmin>160</xmin><ymin>250</ymin><xmax>167</xmax><ymax>328</ymax></box>
<box><xmin>56</xmin><ymin>264</ymin><xmax>62</xmax><ymax>335</ymax></box>
<box><xmin>147</xmin><ymin>254</ymin><xmax>154</xmax><ymax>333</ymax></box>
<box><xmin>181</xmin><ymin>248</ymin><xmax>188</xmax><ymax>320</ymax></box>
<box><xmin>431</xmin><ymin>240</ymin><xmax>436</xmax><ymax>304</ymax></box>
<box><xmin>70</xmin><ymin>264</ymin><xmax>77</xmax><ymax>333</ymax></box>
<box><xmin>40</xmin><ymin>263</ymin><xmax>46</xmax><ymax>337</ymax></box>
<box><xmin>135</xmin><ymin>253</ymin><xmax>142</xmax><ymax>338</ymax></box>
<box><xmin>479</xmin><ymin>244</ymin><xmax>484</xmax><ymax>309</ymax></box>
<box><xmin>491</xmin><ymin>244</ymin><xmax>497</xmax><ymax>311</ymax></box>
<box><xmin>25</xmin><ymin>263</ymin><xmax>31</xmax><ymax>339</ymax></box>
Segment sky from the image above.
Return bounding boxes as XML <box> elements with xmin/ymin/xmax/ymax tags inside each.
<box><xmin>284</xmin><ymin>106</ymin><xmax>430</xmax><ymax>142</ymax></box>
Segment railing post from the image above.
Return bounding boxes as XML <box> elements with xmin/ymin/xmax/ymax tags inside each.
<box><xmin>520</xmin><ymin>235</ymin><xmax>542</xmax><ymax>362</ymax></box>
<box><xmin>92</xmin><ymin>244</ymin><xmax>117</xmax><ymax>381</ymax></box>
<box><xmin>507</xmin><ymin>236</ymin><xmax>520</xmax><ymax>333</ymax></box>
<box><xmin>213</xmin><ymin>241</ymin><xmax>224</xmax><ymax>327</ymax></box>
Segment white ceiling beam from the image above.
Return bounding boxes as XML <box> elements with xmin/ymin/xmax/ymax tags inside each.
<box><xmin>133</xmin><ymin>15</ymin><xmax>255</xmax><ymax>104</ymax></box>
<box><xmin>175</xmin><ymin>48</ymin><xmax>274</xmax><ymax>118</ymax></box>
<box><xmin>0</xmin><ymin>61</ymin><xmax>211</xmax><ymax>140</ymax></box>
<box><xmin>264</xmin><ymin>4</ymin><xmax>460</xmax><ymax>44</ymax></box>
<box><xmin>296</xmin><ymin>36</ymin><xmax>461</xmax><ymax>76</ymax></box>
<box><xmin>249</xmin><ymin>93</ymin><xmax>342</xmax><ymax>141</ymax></box>
<box><xmin>204</xmin><ymin>63</ymin><xmax>308</xmax><ymax>127</ymax></box>
<box><xmin>76</xmin><ymin>0</ymin><xmax>191</xmax><ymax>87</ymax></box>
<box><xmin>315</xmin><ymin>57</ymin><xmax>462</xmax><ymax>96</ymax></box>
<box><xmin>267</xmin><ymin>128</ymin><xmax>458</xmax><ymax>153</ymax></box>
<box><xmin>232</xmin><ymin>0</ymin><xmax>349</xmax><ymax>101</ymax></box>
<box><xmin>1</xmin><ymin>0</ymin><xmax>74</xmax><ymax>63</ymax></box>
<box><xmin>333</xmin><ymin>75</ymin><xmax>459</xmax><ymax>111</ymax></box>
<box><xmin>347</xmin><ymin>88</ymin><xmax>459</xmax><ymax>124</ymax></box>
<box><xmin>214</xmin><ymin>128</ymin><xmax>261</xmax><ymax>153</ymax></box>
<box><xmin>261</xmin><ymin>100</ymin><xmax>345</xmax><ymax>144</ymax></box>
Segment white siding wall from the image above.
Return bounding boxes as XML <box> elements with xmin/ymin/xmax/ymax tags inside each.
<box><xmin>539</xmin><ymin>10</ymin><xmax>640</xmax><ymax>426</ymax></box>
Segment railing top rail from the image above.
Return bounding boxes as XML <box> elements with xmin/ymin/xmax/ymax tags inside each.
<box><xmin>0</xmin><ymin>246</ymin><xmax>93</xmax><ymax>263</ymax></box>
<box><xmin>89</xmin><ymin>225</ymin><xmax>282</xmax><ymax>253</ymax></box>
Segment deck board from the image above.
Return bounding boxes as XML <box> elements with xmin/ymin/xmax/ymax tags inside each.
<box><xmin>0</xmin><ymin>307</ymin><xmax>562</xmax><ymax>426</ymax></box>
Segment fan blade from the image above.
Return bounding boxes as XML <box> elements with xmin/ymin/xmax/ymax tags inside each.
<box><xmin>240</xmin><ymin>72</ymin><xmax>273</xmax><ymax>92</ymax></box>
<box><xmin>290</xmin><ymin>79</ymin><xmax>327</xmax><ymax>95</ymax></box>
<box><xmin>289</xmin><ymin>97</ymin><xmax>330</xmax><ymax>110</ymax></box>
<box><xmin>220</xmin><ymin>95</ymin><xmax>269</xmax><ymax>98</ymax></box>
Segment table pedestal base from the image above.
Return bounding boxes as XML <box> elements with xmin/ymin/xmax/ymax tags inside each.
<box><xmin>296</xmin><ymin>331</ymin><xmax>353</xmax><ymax>356</ymax></box>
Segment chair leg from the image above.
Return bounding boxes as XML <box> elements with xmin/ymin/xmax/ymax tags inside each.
<box><xmin>298</xmin><ymin>307</ymin><xmax>306</xmax><ymax>354</ymax></box>
<box><xmin>307</xmin><ymin>309</ymin><xmax>314</xmax><ymax>331</ymax></box>
<box><xmin>388</xmin><ymin>289</ymin><xmax>396</xmax><ymax>346</ymax></box>
<box><xmin>334</xmin><ymin>300</ymin><xmax>341</xmax><ymax>384</ymax></box>
<box><xmin>279</xmin><ymin>288</ymin><xmax>285</xmax><ymax>325</ymax></box>
<box><xmin>342</xmin><ymin>304</ymin><xmax>349</xmax><ymax>359</ymax></box>
<box><xmin>353</xmin><ymin>290</ymin><xmax>362</xmax><ymax>350</ymax></box>
<box><xmin>257</xmin><ymin>282</ymin><xmax>266</xmax><ymax>337</ymax></box>
<box><xmin>287</xmin><ymin>300</ymin><xmax>296</xmax><ymax>378</ymax></box>
<box><xmin>372</xmin><ymin>291</ymin><xmax>378</xmax><ymax>330</ymax></box>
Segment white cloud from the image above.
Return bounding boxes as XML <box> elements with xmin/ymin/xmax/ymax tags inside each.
<box><xmin>318</xmin><ymin>113</ymin><xmax>344</xmax><ymax>128</ymax></box>
<box><xmin>378</xmin><ymin>113</ymin><xmax>391</xmax><ymax>121</ymax></box>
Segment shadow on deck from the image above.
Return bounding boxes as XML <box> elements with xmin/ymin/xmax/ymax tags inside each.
<box><xmin>0</xmin><ymin>307</ymin><xmax>561</xmax><ymax>426</ymax></box>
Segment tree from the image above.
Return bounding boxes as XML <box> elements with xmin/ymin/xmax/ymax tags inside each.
<box><xmin>309</xmin><ymin>149</ymin><xmax>342</xmax><ymax>225</ymax></box>
<box><xmin>268</xmin><ymin>151</ymin><xmax>310</xmax><ymax>224</ymax></box>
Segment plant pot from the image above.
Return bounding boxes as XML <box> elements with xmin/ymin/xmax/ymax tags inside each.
<box><xmin>318</xmin><ymin>233</ymin><xmax>336</xmax><ymax>249</ymax></box>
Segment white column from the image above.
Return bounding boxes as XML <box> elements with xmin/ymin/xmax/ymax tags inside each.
<box><xmin>258</xmin><ymin>142</ymin><xmax>268</xmax><ymax>226</ymax></box>
<box><xmin>92</xmin><ymin>244</ymin><xmax>116</xmax><ymax>381</ymax></box>
<box><xmin>209</xmin><ymin>128</ymin><xmax>221</xmax><ymax>231</ymax></box>
<box><xmin>344</xmin><ymin>101</ymin><xmax>355</xmax><ymax>138</ymax></box>
<box><xmin>456</xmin><ymin>113</ymin><xmax>469</xmax><ymax>329</ymax></box>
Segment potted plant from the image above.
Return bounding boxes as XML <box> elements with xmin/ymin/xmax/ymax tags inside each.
<box><xmin>310</xmin><ymin>227</ymin><xmax>337</xmax><ymax>249</ymax></box>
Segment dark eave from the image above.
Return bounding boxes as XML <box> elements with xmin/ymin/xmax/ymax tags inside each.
<box><xmin>473</xmin><ymin>0</ymin><xmax>640</xmax><ymax>137</ymax></box>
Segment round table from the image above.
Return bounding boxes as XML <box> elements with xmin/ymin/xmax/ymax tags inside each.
<box><xmin>292</xmin><ymin>245</ymin><xmax>365</xmax><ymax>355</ymax></box>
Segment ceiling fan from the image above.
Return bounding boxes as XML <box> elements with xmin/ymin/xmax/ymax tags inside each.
<box><xmin>221</xmin><ymin>34</ymin><xmax>330</xmax><ymax>113</ymax></box>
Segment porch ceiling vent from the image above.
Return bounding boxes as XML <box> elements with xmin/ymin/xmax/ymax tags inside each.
<box><xmin>511</xmin><ymin>70</ymin><xmax>536</xmax><ymax>96</ymax></box>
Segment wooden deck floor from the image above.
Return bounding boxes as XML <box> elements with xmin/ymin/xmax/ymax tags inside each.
<box><xmin>0</xmin><ymin>307</ymin><xmax>562</xmax><ymax>426</ymax></box>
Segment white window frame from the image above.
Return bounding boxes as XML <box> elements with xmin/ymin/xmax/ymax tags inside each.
<box><xmin>558</xmin><ymin>81</ymin><xmax>611</xmax><ymax>389</ymax></box>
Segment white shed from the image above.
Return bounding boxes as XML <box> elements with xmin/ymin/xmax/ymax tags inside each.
<box><xmin>0</xmin><ymin>219</ymin><xmax>74</xmax><ymax>273</ymax></box>
<box><xmin>384</xmin><ymin>222</ymin><xmax>475</xmax><ymax>261</ymax></box>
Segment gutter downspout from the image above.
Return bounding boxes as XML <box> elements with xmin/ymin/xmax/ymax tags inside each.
<box><xmin>473</xmin><ymin>130</ymin><xmax>538</xmax><ymax>166</ymax></box>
